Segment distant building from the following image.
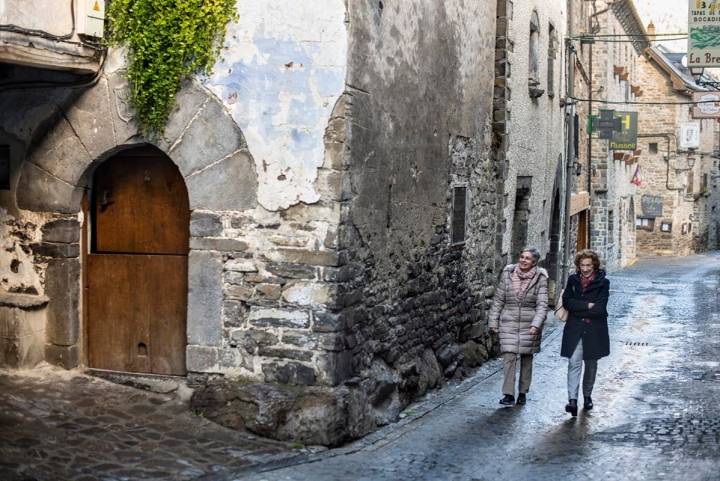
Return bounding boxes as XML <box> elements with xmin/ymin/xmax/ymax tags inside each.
<box><xmin>635</xmin><ymin>44</ymin><xmax>720</xmax><ymax>256</ymax></box>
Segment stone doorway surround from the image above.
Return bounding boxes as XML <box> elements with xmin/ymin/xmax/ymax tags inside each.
<box><xmin>14</xmin><ymin>64</ymin><xmax>258</xmax><ymax>370</ymax></box>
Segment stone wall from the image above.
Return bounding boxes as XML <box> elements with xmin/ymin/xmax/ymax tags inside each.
<box><xmin>328</xmin><ymin>0</ymin><xmax>499</xmax><ymax>423</ymax></box>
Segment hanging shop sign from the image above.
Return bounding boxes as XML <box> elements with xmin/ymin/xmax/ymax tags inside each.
<box><xmin>680</xmin><ymin>122</ymin><xmax>701</xmax><ymax>149</ymax></box>
<box><xmin>692</xmin><ymin>91</ymin><xmax>720</xmax><ymax>118</ymax></box>
<box><xmin>608</xmin><ymin>111</ymin><xmax>638</xmax><ymax>151</ymax></box>
<box><xmin>688</xmin><ymin>0</ymin><xmax>720</xmax><ymax>67</ymax></box>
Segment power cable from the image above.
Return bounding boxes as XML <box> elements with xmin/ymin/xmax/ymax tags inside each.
<box><xmin>571</xmin><ymin>97</ymin><xmax>720</xmax><ymax>106</ymax></box>
<box><xmin>0</xmin><ymin>0</ymin><xmax>75</xmax><ymax>41</ymax></box>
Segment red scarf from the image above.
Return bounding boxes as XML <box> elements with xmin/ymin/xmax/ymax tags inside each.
<box><xmin>579</xmin><ymin>271</ymin><xmax>596</xmax><ymax>292</ymax></box>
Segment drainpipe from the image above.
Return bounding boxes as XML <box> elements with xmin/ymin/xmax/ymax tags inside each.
<box><xmin>562</xmin><ymin>32</ymin><xmax>576</xmax><ymax>288</ymax></box>
<box><xmin>637</xmin><ymin>133</ymin><xmax>678</xmax><ymax>191</ymax></box>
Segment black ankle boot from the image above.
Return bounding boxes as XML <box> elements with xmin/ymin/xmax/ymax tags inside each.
<box><xmin>516</xmin><ymin>393</ymin><xmax>526</xmax><ymax>405</ymax></box>
<box><xmin>565</xmin><ymin>399</ymin><xmax>578</xmax><ymax>416</ymax></box>
<box><xmin>499</xmin><ymin>394</ymin><xmax>515</xmax><ymax>405</ymax></box>
<box><xmin>583</xmin><ymin>396</ymin><xmax>593</xmax><ymax>410</ymax></box>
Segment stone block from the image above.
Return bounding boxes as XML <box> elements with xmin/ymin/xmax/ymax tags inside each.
<box><xmin>222</xmin><ymin>300</ymin><xmax>248</xmax><ymax>327</ymax></box>
<box><xmin>189</xmin><ymin>238</ymin><xmax>249</xmax><ymax>252</ymax></box>
<box><xmin>279</xmin><ymin>202</ymin><xmax>340</xmax><ymax>224</ymax></box>
<box><xmin>170</xmin><ymin>97</ymin><xmax>246</xmax><ymax>176</ymax></box>
<box><xmin>322</xmin><ymin>141</ymin><xmax>347</xmax><ymax>170</ymax></box>
<box><xmin>460</xmin><ymin>340</ymin><xmax>489</xmax><ymax>367</ymax></box>
<box><xmin>107</xmin><ymin>72</ymin><xmax>142</xmax><ymax>144</ymax></box>
<box><xmin>265</xmin><ymin>262</ymin><xmax>316</xmax><ymax>280</ymax></box>
<box><xmin>262</xmin><ymin>361</ymin><xmax>316</xmax><ymax>385</ymax></box>
<box><xmin>248</xmin><ymin>308</ymin><xmax>310</xmax><ymax>329</ymax></box>
<box><xmin>41</xmin><ymin>219</ymin><xmax>80</xmax><ymax>244</ymax></box>
<box><xmin>189</xmin><ymin>212</ymin><xmax>223</xmax><ymax>237</ymax></box>
<box><xmin>45</xmin><ymin>258</ymin><xmax>80</xmax><ymax>346</ymax></box>
<box><xmin>16</xmin><ymin>162</ymin><xmax>80</xmax><ymax>214</ymax></box>
<box><xmin>312</xmin><ymin>310</ymin><xmax>344</xmax><ymax>332</ymax></box>
<box><xmin>186</xmin><ymin>150</ymin><xmax>258</xmax><ymax>211</ymax></box>
<box><xmin>255</xmin><ymin>283</ymin><xmax>281</xmax><ymax>300</ymax></box>
<box><xmin>245</xmin><ymin>271</ymin><xmax>286</xmax><ymax>285</ymax></box>
<box><xmin>27</xmin><ymin>116</ymin><xmax>92</xmax><ymax>185</ymax></box>
<box><xmin>158</xmin><ymin>80</ymin><xmax>209</xmax><ymax>150</ymax></box>
<box><xmin>282</xmin><ymin>282</ymin><xmax>332</xmax><ymax>307</ymax></box>
<box><xmin>266</xmin><ymin>248</ymin><xmax>339</xmax><ymax>267</ymax></box>
<box><xmin>0</xmin><ymin>305</ymin><xmax>46</xmax><ymax>368</ymax></box>
<box><xmin>45</xmin><ymin>344</ymin><xmax>79</xmax><ymax>369</ymax></box>
<box><xmin>31</xmin><ymin>242</ymin><xmax>79</xmax><ymax>258</ymax></box>
<box><xmin>187</xmin><ymin>251</ymin><xmax>223</xmax><ymax>346</ymax></box>
<box><xmin>225</xmin><ymin>258</ymin><xmax>257</xmax><ymax>272</ymax></box>
<box><xmin>186</xmin><ymin>345</ymin><xmax>220</xmax><ymax>372</ymax></box>
<box><xmin>64</xmin><ymin>76</ymin><xmax>117</xmax><ymax>159</ymax></box>
<box><xmin>281</xmin><ymin>330</ymin><xmax>316</xmax><ymax>349</ymax></box>
<box><xmin>317</xmin><ymin>350</ymin><xmax>354</xmax><ymax>386</ymax></box>
<box><xmin>231</xmin><ymin>329</ymin><xmax>278</xmax><ymax>350</ymax></box>
<box><xmin>258</xmin><ymin>346</ymin><xmax>313</xmax><ymax>362</ymax></box>
<box><xmin>315</xmin><ymin>170</ymin><xmax>346</xmax><ymax>202</ymax></box>
<box><xmin>190</xmin><ymin>381</ymin><xmax>357</xmax><ymax>446</ymax></box>
<box><xmin>225</xmin><ymin>284</ymin><xmax>254</xmax><ymax>301</ymax></box>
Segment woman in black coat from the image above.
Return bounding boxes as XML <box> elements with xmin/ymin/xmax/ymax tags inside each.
<box><xmin>560</xmin><ymin>249</ymin><xmax>610</xmax><ymax>416</ymax></box>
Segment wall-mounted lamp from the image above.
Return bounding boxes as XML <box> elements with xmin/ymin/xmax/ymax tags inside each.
<box><xmin>690</xmin><ymin>66</ymin><xmax>705</xmax><ymax>82</ymax></box>
<box><xmin>687</xmin><ymin>157</ymin><xmax>696</xmax><ymax>169</ymax></box>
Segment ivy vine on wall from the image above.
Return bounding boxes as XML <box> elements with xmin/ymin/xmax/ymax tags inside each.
<box><xmin>106</xmin><ymin>0</ymin><xmax>237</xmax><ymax>134</ymax></box>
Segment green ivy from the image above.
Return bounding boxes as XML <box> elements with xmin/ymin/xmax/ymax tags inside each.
<box><xmin>106</xmin><ymin>0</ymin><xmax>237</xmax><ymax>134</ymax></box>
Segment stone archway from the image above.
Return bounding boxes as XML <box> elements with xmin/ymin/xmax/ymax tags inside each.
<box><xmin>15</xmin><ymin>73</ymin><xmax>258</xmax><ymax>369</ymax></box>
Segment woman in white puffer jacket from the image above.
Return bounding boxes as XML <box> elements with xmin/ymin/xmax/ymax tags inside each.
<box><xmin>488</xmin><ymin>247</ymin><xmax>549</xmax><ymax>406</ymax></box>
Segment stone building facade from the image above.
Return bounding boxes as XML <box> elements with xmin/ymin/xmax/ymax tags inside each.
<box><xmin>584</xmin><ymin>0</ymin><xmax>646</xmax><ymax>270</ymax></box>
<box><xmin>635</xmin><ymin>45</ymin><xmax>719</xmax><ymax>256</ymax></box>
<box><xmin>0</xmin><ymin>0</ymin><xmax>500</xmax><ymax>445</ymax></box>
<box><xmin>493</xmin><ymin>0</ymin><xmax>566</xmax><ymax>297</ymax></box>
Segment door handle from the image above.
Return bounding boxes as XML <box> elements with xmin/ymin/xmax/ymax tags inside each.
<box><xmin>99</xmin><ymin>189</ymin><xmax>114</xmax><ymax>212</ymax></box>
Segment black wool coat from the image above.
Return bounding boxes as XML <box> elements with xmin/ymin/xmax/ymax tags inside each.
<box><xmin>560</xmin><ymin>270</ymin><xmax>610</xmax><ymax>360</ymax></box>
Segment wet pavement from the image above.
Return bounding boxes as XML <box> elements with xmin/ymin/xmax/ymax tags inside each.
<box><xmin>2</xmin><ymin>254</ymin><xmax>720</xmax><ymax>480</ymax></box>
<box><xmin>0</xmin><ymin>367</ymin><xmax>302</xmax><ymax>480</ymax></box>
<box><xmin>234</xmin><ymin>254</ymin><xmax>720</xmax><ymax>481</ymax></box>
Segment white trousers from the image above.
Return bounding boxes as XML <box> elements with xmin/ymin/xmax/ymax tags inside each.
<box><xmin>567</xmin><ymin>340</ymin><xmax>597</xmax><ymax>400</ymax></box>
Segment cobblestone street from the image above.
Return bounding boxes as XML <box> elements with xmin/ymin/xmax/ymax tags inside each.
<box><xmin>2</xmin><ymin>255</ymin><xmax>720</xmax><ymax>480</ymax></box>
<box><xmin>237</xmin><ymin>254</ymin><xmax>720</xmax><ymax>481</ymax></box>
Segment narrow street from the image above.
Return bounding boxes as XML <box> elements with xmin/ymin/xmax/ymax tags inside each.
<box><xmin>2</xmin><ymin>254</ymin><xmax>720</xmax><ymax>481</ymax></box>
<box><xmin>236</xmin><ymin>254</ymin><xmax>720</xmax><ymax>480</ymax></box>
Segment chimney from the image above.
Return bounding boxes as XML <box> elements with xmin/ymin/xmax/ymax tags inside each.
<box><xmin>646</xmin><ymin>20</ymin><xmax>656</xmax><ymax>41</ymax></box>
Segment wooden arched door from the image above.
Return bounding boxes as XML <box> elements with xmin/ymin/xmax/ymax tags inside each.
<box><xmin>86</xmin><ymin>146</ymin><xmax>189</xmax><ymax>375</ymax></box>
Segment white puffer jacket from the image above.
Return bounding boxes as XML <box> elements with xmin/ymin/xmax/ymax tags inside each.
<box><xmin>488</xmin><ymin>264</ymin><xmax>548</xmax><ymax>354</ymax></box>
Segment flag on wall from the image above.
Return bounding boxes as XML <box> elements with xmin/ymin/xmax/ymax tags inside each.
<box><xmin>631</xmin><ymin>165</ymin><xmax>642</xmax><ymax>187</ymax></box>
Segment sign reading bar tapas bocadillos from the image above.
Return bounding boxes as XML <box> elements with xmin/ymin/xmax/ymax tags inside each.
<box><xmin>689</xmin><ymin>0</ymin><xmax>720</xmax><ymax>67</ymax></box>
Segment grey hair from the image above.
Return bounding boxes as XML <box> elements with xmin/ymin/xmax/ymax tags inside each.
<box><xmin>519</xmin><ymin>246</ymin><xmax>541</xmax><ymax>264</ymax></box>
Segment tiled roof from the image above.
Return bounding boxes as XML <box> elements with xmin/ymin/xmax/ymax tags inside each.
<box><xmin>610</xmin><ymin>0</ymin><xmax>650</xmax><ymax>56</ymax></box>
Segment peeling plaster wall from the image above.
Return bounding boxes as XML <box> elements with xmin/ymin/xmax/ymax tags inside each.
<box><xmin>206</xmin><ymin>0</ymin><xmax>348</xmax><ymax>211</ymax></box>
